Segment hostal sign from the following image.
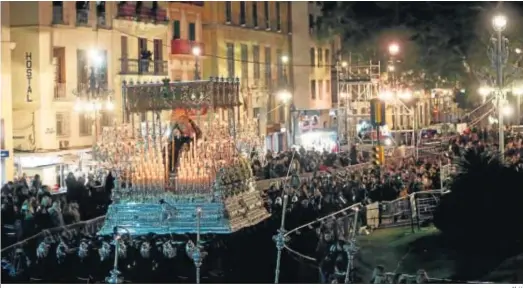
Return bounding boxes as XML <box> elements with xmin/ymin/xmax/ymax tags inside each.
<box><xmin>26</xmin><ymin>52</ymin><xmax>33</xmax><ymax>102</ymax></box>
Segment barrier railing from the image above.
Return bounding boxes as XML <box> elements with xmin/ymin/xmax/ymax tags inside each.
<box><xmin>1</xmin><ymin>216</ymin><xmax>106</xmax><ymax>254</ymax></box>
<box><xmin>283</xmin><ymin>190</ymin><xmax>450</xmax><ymax>261</ymax></box>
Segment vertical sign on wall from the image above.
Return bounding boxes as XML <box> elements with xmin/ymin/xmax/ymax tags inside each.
<box><xmin>26</xmin><ymin>52</ymin><xmax>33</xmax><ymax>102</ymax></box>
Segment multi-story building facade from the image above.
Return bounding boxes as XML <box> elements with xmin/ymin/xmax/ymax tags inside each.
<box><xmin>168</xmin><ymin>1</ymin><xmax>204</xmax><ymax>81</ymax></box>
<box><xmin>9</xmin><ymin>1</ymin><xmax>169</xmax><ymax>185</ymax></box>
<box><xmin>1</xmin><ymin>2</ymin><xmax>15</xmax><ymax>184</ymax></box>
<box><xmin>290</xmin><ymin>2</ymin><xmax>341</xmax><ymax>144</ymax></box>
<box><xmin>202</xmin><ymin>1</ymin><xmax>291</xmax><ymax>150</ymax></box>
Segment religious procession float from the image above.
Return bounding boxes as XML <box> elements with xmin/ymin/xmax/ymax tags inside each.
<box><xmin>94</xmin><ymin>78</ymin><xmax>269</xmax><ymax>236</ymax></box>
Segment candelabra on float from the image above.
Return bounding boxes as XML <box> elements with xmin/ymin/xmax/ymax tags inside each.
<box><xmin>105</xmin><ymin>226</ymin><xmax>129</xmax><ymax>284</ymax></box>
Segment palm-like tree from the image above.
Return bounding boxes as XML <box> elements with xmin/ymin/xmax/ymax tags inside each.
<box><xmin>434</xmin><ymin>148</ymin><xmax>523</xmax><ymax>250</ymax></box>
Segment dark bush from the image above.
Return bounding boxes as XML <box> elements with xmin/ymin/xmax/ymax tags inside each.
<box><xmin>433</xmin><ymin>149</ymin><xmax>523</xmax><ymax>250</ymax></box>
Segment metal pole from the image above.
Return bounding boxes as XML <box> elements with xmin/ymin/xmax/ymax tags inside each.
<box><xmin>439</xmin><ymin>159</ymin><xmax>444</xmax><ymax>192</ymax></box>
<box><xmin>196</xmin><ymin>207</ymin><xmax>202</xmax><ymax>284</ymax></box>
<box><xmin>106</xmin><ymin>227</ymin><xmax>123</xmax><ymax>284</ymax></box>
<box><xmin>274</xmin><ymin>194</ymin><xmax>288</xmax><ymax>284</ymax></box>
<box><xmin>518</xmin><ymin>93</ymin><xmax>522</xmax><ymax>125</ymax></box>
<box><xmin>496</xmin><ymin>30</ymin><xmax>505</xmax><ymax>156</ymax></box>
<box><xmin>194</xmin><ymin>55</ymin><xmax>200</xmax><ymax>80</ymax></box>
<box><xmin>344</xmin><ymin>209</ymin><xmax>359</xmax><ymax>284</ymax></box>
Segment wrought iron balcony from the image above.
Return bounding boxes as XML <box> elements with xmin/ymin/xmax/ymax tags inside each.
<box><xmin>171</xmin><ymin>39</ymin><xmax>205</xmax><ymax>56</ymax></box>
<box><xmin>116</xmin><ymin>3</ymin><xmax>168</xmax><ymax>24</ymax></box>
<box><xmin>119</xmin><ymin>59</ymin><xmax>168</xmax><ymax>76</ymax></box>
<box><xmin>76</xmin><ymin>9</ymin><xmax>89</xmax><ymax>26</ymax></box>
<box><xmin>172</xmin><ymin>1</ymin><xmax>204</xmax><ymax>7</ymax></box>
<box><xmin>52</xmin><ymin>6</ymin><xmax>66</xmax><ymax>25</ymax></box>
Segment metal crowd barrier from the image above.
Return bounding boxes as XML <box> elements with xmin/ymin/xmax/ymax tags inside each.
<box><xmin>282</xmin><ymin>189</ymin><xmax>451</xmax><ymax>263</ymax></box>
<box><xmin>1</xmin><ymin>216</ymin><xmax>106</xmax><ymax>254</ymax></box>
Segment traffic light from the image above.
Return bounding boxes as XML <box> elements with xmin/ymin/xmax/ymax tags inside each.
<box><xmin>454</xmin><ymin>88</ymin><xmax>467</xmax><ymax>108</ymax></box>
<box><xmin>372</xmin><ymin>145</ymin><xmax>385</xmax><ymax>166</ymax></box>
<box><xmin>370</xmin><ymin>98</ymin><xmax>386</xmax><ymax>126</ymax></box>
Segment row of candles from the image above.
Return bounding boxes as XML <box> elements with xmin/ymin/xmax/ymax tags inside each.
<box><xmin>97</xmin><ymin>125</ymin><xmax>167</xmax><ymax>194</ymax></box>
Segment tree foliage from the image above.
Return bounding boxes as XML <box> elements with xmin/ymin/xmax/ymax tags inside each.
<box><xmin>433</xmin><ymin>149</ymin><xmax>523</xmax><ymax>250</ymax></box>
<box><xmin>319</xmin><ymin>2</ymin><xmax>523</xmax><ymax>103</ymax></box>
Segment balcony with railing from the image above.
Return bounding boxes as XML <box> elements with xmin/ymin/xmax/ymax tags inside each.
<box><xmin>115</xmin><ymin>3</ymin><xmax>168</xmax><ymax>24</ymax></box>
<box><xmin>172</xmin><ymin>1</ymin><xmax>204</xmax><ymax>6</ymax></box>
<box><xmin>76</xmin><ymin>9</ymin><xmax>90</xmax><ymax>26</ymax></box>
<box><xmin>171</xmin><ymin>39</ymin><xmax>205</xmax><ymax>56</ymax></box>
<box><xmin>52</xmin><ymin>6</ymin><xmax>67</xmax><ymax>25</ymax></box>
<box><xmin>53</xmin><ymin>83</ymin><xmax>68</xmax><ymax>100</ymax></box>
<box><xmin>119</xmin><ymin>59</ymin><xmax>168</xmax><ymax>76</ymax></box>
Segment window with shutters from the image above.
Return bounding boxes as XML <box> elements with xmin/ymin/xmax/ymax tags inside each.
<box><xmin>226</xmin><ymin>43</ymin><xmax>235</xmax><ymax>78</ymax></box>
<box><xmin>317</xmin><ymin>48</ymin><xmax>323</xmax><ymax>67</ymax></box>
<box><xmin>241</xmin><ymin>44</ymin><xmax>248</xmax><ymax>81</ymax></box>
<box><xmin>311</xmin><ymin>80</ymin><xmax>316</xmax><ymax>99</ymax></box>
<box><xmin>318</xmin><ymin>80</ymin><xmax>323</xmax><ymax>99</ymax></box>
<box><xmin>79</xmin><ymin>113</ymin><xmax>92</xmax><ymax>136</ymax></box>
<box><xmin>77</xmin><ymin>50</ymin><xmax>88</xmax><ymax>91</ymax></box>
<box><xmin>225</xmin><ymin>1</ymin><xmax>232</xmax><ymax>23</ymax></box>
<box><xmin>253</xmin><ymin>45</ymin><xmax>260</xmax><ymax>81</ymax></box>
<box><xmin>56</xmin><ymin>112</ymin><xmax>70</xmax><ymax>137</ymax></box>
<box><xmin>325</xmin><ymin>49</ymin><xmax>330</xmax><ymax>67</ymax></box>
<box><xmin>276</xmin><ymin>2</ymin><xmax>281</xmax><ymax>31</ymax></box>
<box><xmin>188</xmin><ymin>23</ymin><xmax>196</xmax><ymax>41</ymax></box>
<box><xmin>173</xmin><ymin>20</ymin><xmax>181</xmax><ymax>39</ymax></box>
<box><xmin>264</xmin><ymin>46</ymin><xmax>271</xmax><ymax>88</ymax></box>
<box><xmin>264</xmin><ymin>1</ymin><xmax>270</xmax><ymax>29</ymax></box>
<box><xmin>276</xmin><ymin>49</ymin><xmax>283</xmax><ymax>84</ymax></box>
<box><xmin>310</xmin><ymin>48</ymin><xmax>315</xmax><ymax>67</ymax></box>
<box><xmin>240</xmin><ymin>1</ymin><xmax>246</xmax><ymax>25</ymax></box>
<box><xmin>252</xmin><ymin>3</ymin><xmax>258</xmax><ymax>27</ymax></box>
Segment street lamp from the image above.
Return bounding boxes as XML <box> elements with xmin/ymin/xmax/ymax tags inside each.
<box><xmin>388</xmin><ymin>43</ymin><xmax>400</xmax><ymax>132</ymax></box>
<box><xmin>399</xmin><ymin>90</ymin><xmax>412</xmax><ymax>100</ymax></box>
<box><xmin>277</xmin><ymin>90</ymin><xmax>292</xmax><ymax>103</ymax></box>
<box><xmin>491</xmin><ymin>14</ymin><xmax>508</xmax><ymax>156</ymax></box>
<box><xmin>379</xmin><ymin>90</ymin><xmax>393</xmax><ymax>101</ymax></box>
<box><xmin>73</xmin><ymin>49</ymin><xmax>114</xmax><ymax>142</ymax></box>
<box><xmin>192</xmin><ymin>46</ymin><xmax>201</xmax><ymax>80</ymax></box>
<box><xmin>388</xmin><ymin>43</ymin><xmax>400</xmax><ymax>56</ymax></box>
<box><xmin>492</xmin><ymin>15</ymin><xmax>507</xmax><ymax>32</ymax></box>
<box><xmin>478</xmin><ymin>86</ymin><xmax>492</xmax><ymax>97</ymax></box>
<box><xmin>502</xmin><ymin>104</ymin><xmax>514</xmax><ymax>116</ymax></box>
<box><xmin>388</xmin><ymin>65</ymin><xmax>395</xmax><ymax>72</ymax></box>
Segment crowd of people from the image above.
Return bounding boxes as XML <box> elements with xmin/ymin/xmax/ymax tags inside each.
<box><xmin>1</xmin><ymin>173</ymin><xmax>111</xmax><ymax>249</ymax></box>
<box><xmin>4</xmin><ymin>126</ymin><xmax>521</xmax><ymax>283</ymax></box>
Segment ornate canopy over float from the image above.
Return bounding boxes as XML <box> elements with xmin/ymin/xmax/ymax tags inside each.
<box><xmin>95</xmin><ymin>78</ymin><xmax>269</xmax><ymax>236</ymax></box>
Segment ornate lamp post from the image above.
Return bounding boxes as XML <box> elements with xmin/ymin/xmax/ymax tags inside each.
<box><xmin>344</xmin><ymin>207</ymin><xmax>360</xmax><ymax>284</ymax></box>
<box><xmin>73</xmin><ymin>49</ymin><xmax>114</xmax><ymax>144</ymax></box>
<box><xmin>192</xmin><ymin>46</ymin><xmax>201</xmax><ymax>80</ymax></box>
<box><xmin>105</xmin><ymin>226</ymin><xmax>129</xmax><ymax>284</ymax></box>
<box><xmin>388</xmin><ymin>43</ymin><xmax>400</xmax><ymax>132</ymax></box>
<box><xmin>281</xmin><ymin>55</ymin><xmax>293</xmax><ymax>147</ymax></box>
<box><xmin>273</xmin><ymin>193</ymin><xmax>288</xmax><ymax>284</ymax></box>
<box><xmin>186</xmin><ymin>206</ymin><xmax>207</xmax><ymax>284</ymax></box>
<box><xmin>491</xmin><ymin>14</ymin><xmax>508</xmax><ymax>156</ymax></box>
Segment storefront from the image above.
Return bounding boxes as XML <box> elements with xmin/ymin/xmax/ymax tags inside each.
<box><xmin>1</xmin><ymin>149</ymin><xmax>9</xmax><ymax>185</ymax></box>
<box><xmin>14</xmin><ymin>148</ymin><xmax>91</xmax><ymax>188</ymax></box>
<box><xmin>266</xmin><ymin>123</ymin><xmax>288</xmax><ymax>152</ymax></box>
